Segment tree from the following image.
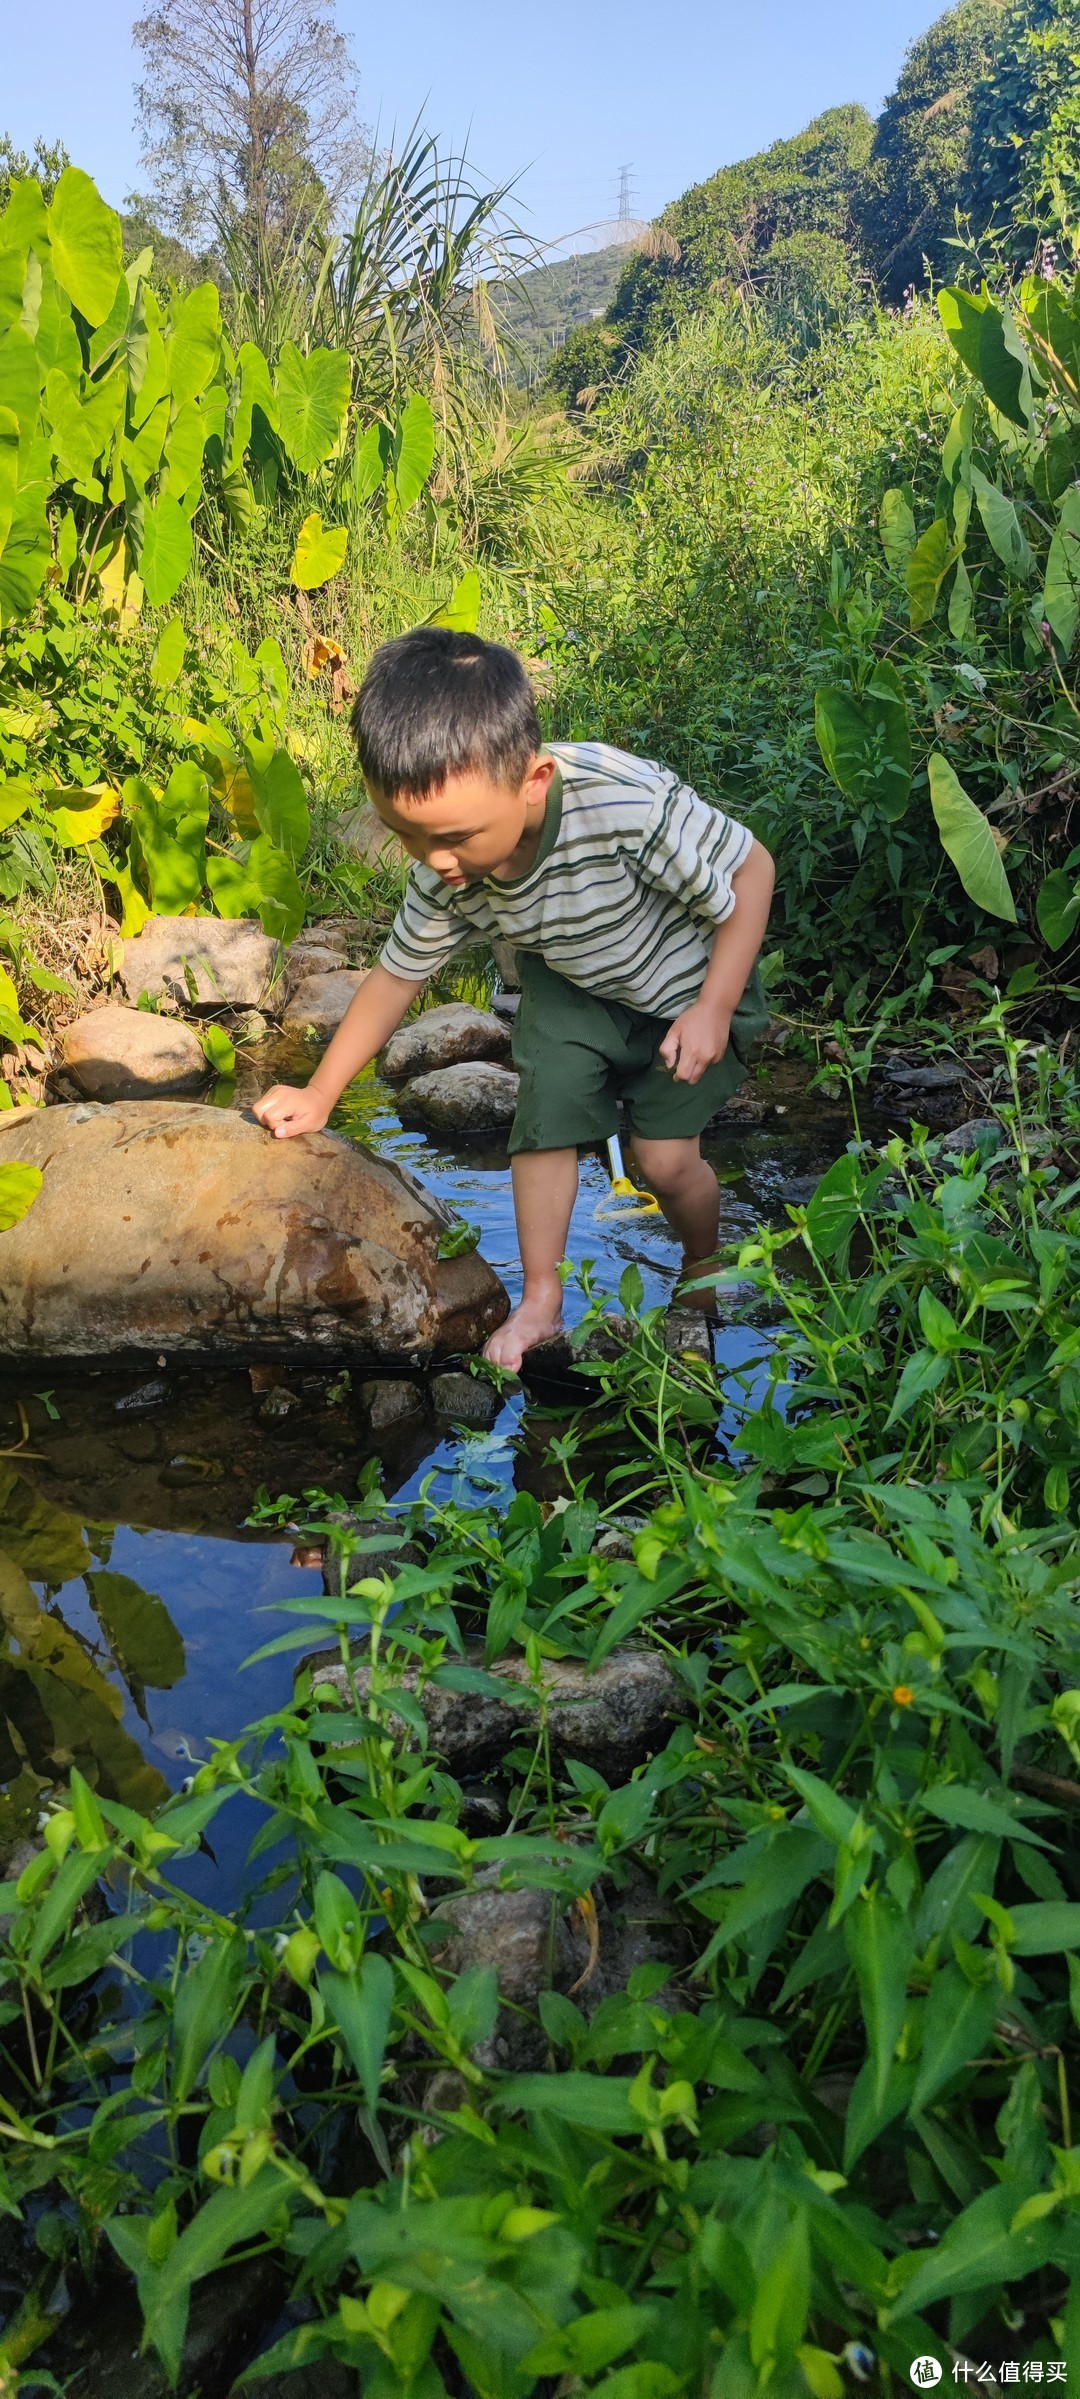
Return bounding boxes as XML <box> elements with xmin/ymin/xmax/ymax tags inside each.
<box><xmin>0</xmin><ymin>133</ymin><xmax>69</xmax><ymax>211</ymax></box>
<box><xmin>131</xmin><ymin>0</ymin><xmax>368</xmax><ymax>270</ymax></box>
<box><xmin>860</xmin><ymin>1</ymin><xmax>1006</xmax><ymax>302</ymax></box>
<box><xmin>967</xmin><ymin>0</ymin><xmax>1080</xmax><ymax>257</ymax></box>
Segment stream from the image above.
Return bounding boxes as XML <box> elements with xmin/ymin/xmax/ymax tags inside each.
<box><xmin>0</xmin><ymin>1038</ymin><xmax>867</xmax><ymax>1890</ymax></box>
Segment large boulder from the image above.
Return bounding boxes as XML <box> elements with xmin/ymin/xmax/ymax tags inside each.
<box><xmin>281</xmin><ymin>968</ymin><xmax>367</xmax><ymax>1039</ymax></box>
<box><xmin>396</xmin><ymin>1062</ymin><xmax>519</xmax><ymax>1134</ymax></box>
<box><xmin>61</xmin><ymin>1004</ymin><xmax>208</xmax><ymax>1100</ymax></box>
<box><xmin>0</xmin><ymin>1103</ymin><xmax>509</xmax><ymax>1363</ymax></box>
<box><xmin>118</xmin><ymin>916</ymin><xmax>281</xmax><ymax>1010</ymax></box>
<box><xmin>380</xmin><ymin>1002</ymin><xmax>513</xmax><ymax>1080</ymax></box>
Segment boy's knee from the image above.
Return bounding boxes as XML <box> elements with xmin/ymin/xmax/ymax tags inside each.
<box><xmin>632</xmin><ymin>1138</ymin><xmax>705</xmax><ymax>1195</ymax></box>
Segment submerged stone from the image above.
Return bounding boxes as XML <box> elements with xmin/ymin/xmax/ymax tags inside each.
<box><xmin>0</xmin><ymin>1102</ymin><xmax>509</xmax><ymax>1363</ymax></box>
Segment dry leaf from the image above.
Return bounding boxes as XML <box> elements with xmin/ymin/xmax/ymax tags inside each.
<box><xmin>567</xmin><ymin>1889</ymin><xmax>600</xmax><ymax>1994</ymax></box>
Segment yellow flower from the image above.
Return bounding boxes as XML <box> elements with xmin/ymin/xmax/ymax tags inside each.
<box><xmin>892</xmin><ymin>1684</ymin><xmax>914</xmax><ymax>1707</ymax></box>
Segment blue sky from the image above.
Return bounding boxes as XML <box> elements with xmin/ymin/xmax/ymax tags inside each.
<box><xmin>6</xmin><ymin>1</ymin><xmax>948</xmax><ymax>253</ymax></box>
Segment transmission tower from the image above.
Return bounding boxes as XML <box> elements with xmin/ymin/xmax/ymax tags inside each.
<box><xmin>616</xmin><ymin>163</ymin><xmax>637</xmax><ymax>231</ymax></box>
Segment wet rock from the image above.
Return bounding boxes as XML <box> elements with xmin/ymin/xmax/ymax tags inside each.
<box><xmin>429</xmin><ymin>1368</ymin><xmax>499</xmax><ymax>1426</ymax></box>
<box><xmin>62</xmin><ymin>1005</ymin><xmax>208</xmax><ymax>1101</ymax></box>
<box><xmin>396</xmin><ymin>1061</ymin><xmax>519</xmax><ymax>1134</ymax></box>
<box><xmin>0</xmin><ymin>1102</ymin><xmax>509</xmax><ymax>1363</ymax></box>
<box><xmin>118</xmin><ymin>916</ymin><xmax>282</xmax><ymax>1011</ymax></box>
<box><xmin>937</xmin><ymin>1116</ymin><xmax>1004</xmax><ymax>1156</ymax></box>
<box><xmin>879</xmin><ymin>1056</ymin><xmax>964</xmax><ymax>1089</ymax></box>
<box><xmin>281</xmin><ymin>968</ymin><xmax>368</xmax><ymax>1040</ymax></box>
<box><xmin>664</xmin><ymin>1309</ymin><xmax>715</xmax><ymax>1362</ymax></box>
<box><xmin>491</xmin><ymin>990</ymin><xmax>520</xmax><ymax>1020</ymax></box>
<box><xmin>360</xmin><ymin>1376</ymin><xmax>426</xmax><ymax>1434</ymax></box>
<box><xmin>309</xmin><ymin>1644</ymin><xmax>689</xmax><ymax>1784</ymax></box>
<box><xmin>380</xmin><ymin>1002</ymin><xmax>513</xmax><ymax>1081</ymax></box>
<box><xmin>430</xmin><ymin>1862</ymin><xmax>691</xmax><ymax>2069</ymax></box>
<box><xmin>259</xmin><ymin>1384</ymin><xmax>301</xmax><ymax>1421</ymax></box>
<box><xmin>160</xmin><ymin>1452</ymin><xmax>224</xmax><ymax>1486</ymax></box>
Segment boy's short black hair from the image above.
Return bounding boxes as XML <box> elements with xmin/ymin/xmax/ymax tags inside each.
<box><xmin>350</xmin><ymin>627</ymin><xmax>541</xmax><ymax>800</ymax></box>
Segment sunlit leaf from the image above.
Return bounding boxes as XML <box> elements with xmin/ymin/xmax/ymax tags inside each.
<box><xmin>275</xmin><ymin>343</ymin><xmax>351</xmax><ymax>473</ymax></box>
<box><xmin>0</xmin><ymin>1161</ymin><xmax>42</xmax><ymax>1231</ymax></box>
<box><xmin>432</xmin><ymin>569</ymin><xmax>481</xmax><ymax>633</ymax></box>
<box><xmin>291</xmin><ymin>512</ymin><xmax>348</xmax><ymax>591</ymax></box>
<box><xmin>46</xmin><ymin>168</ymin><xmax>123</xmax><ymax>328</ymax></box>
<box><xmin>392</xmin><ymin>392</ymin><xmax>436</xmax><ymax>513</ymax></box>
<box><xmin>928</xmin><ymin>752</ymin><xmax>1017</xmax><ymax>923</ymax></box>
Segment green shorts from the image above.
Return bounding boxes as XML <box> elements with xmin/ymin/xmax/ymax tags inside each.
<box><xmin>508</xmin><ymin>953</ymin><xmax>770</xmax><ymax>1155</ymax></box>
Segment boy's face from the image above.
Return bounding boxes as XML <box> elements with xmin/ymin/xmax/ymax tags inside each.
<box><xmin>370</xmin><ymin>755</ymin><xmax>554</xmax><ymax>887</ymax></box>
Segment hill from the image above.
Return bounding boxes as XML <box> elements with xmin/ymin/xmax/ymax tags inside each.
<box><xmin>491</xmin><ymin>244</ymin><xmax>632</xmax><ymax>383</ymax></box>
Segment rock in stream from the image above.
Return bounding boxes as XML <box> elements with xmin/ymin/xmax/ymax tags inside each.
<box><xmin>0</xmin><ymin>1102</ymin><xmax>508</xmax><ymax>1363</ymax></box>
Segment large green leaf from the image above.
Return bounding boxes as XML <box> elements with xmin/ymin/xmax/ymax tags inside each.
<box><xmin>970</xmin><ymin>466</ymin><xmax>1036</xmax><ymax>582</ymax></box>
<box><xmin>124</xmin><ymin>771</ymin><xmax>207</xmax><ymax>913</ymax></box>
<box><xmin>275</xmin><ymin>342</ymin><xmax>351</xmax><ymax>473</ymax></box>
<box><xmin>166</xmin><ymin>282</ymin><xmax>221</xmax><ymax>409</ymax></box>
<box><xmin>291</xmin><ymin>511</ymin><xmax>348</xmax><ymax>590</ymax></box>
<box><xmin>1036</xmin><ymin>868</ymin><xmax>1080</xmax><ymax>953</ymax></box>
<box><xmin>906</xmin><ymin>519</ymin><xmax>958</xmax><ymax>630</ymax></box>
<box><xmin>137</xmin><ymin>492</ymin><xmax>194</xmax><ymax>607</ymax></box>
<box><xmin>938</xmin><ymin>287</ymin><xmax>1030</xmax><ymax>427</ymax></box>
<box><xmin>432</xmin><ymin>569</ymin><xmax>482</xmax><ymax>634</ymax></box>
<box><xmin>246</xmin><ymin>834</ymin><xmax>306</xmax><ymax>944</ymax></box>
<box><xmin>226</xmin><ymin>340</ymin><xmax>277</xmax><ymax>472</ymax></box>
<box><xmin>814</xmin><ymin>662</ymin><xmax>911</xmax><ymax>822</ymax></box>
<box><xmin>392</xmin><ymin>391</ymin><xmax>436</xmax><ymax>513</ymax></box>
<box><xmin>1007</xmin><ymin>1901</ymin><xmax>1080</xmax><ymax>1954</ymax></box>
<box><xmin>354</xmin><ymin>419</ymin><xmax>390</xmax><ymax>502</ymax></box>
<box><xmin>878</xmin><ymin>488</ymin><xmax>915</xmax><ymax>576</ymax></box>
<box><xmin>244</xmin><ymin>742</ymin><xmax>309</xmax><ymax>860</ymax></box>
<box><xmin>46</xmin><ymin>168</ymin><xmax>123</xmax><ymax>328</ymax></box>
<box><xmin>928</xmin><ymin>752</ymin><xmax>1017</xmax><ymax>923</ymax></box>
<box><xmin>1041</xmin><ymin>483</ymin><xmax>1080</xmax><ymax>654</ymax></box>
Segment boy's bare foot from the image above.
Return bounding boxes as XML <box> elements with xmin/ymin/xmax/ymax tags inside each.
<box><xmin>674</xmin><ymin>1253</ymin><xmax>722</xmax><ymax>1320</ymax></box>
<box><xmin>483</xmin><ymin>1282</ymin><xmax>565</xmax><ymax>1371</ymax></box>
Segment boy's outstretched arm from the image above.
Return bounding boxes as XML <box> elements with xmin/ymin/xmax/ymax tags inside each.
<box><xmin>660</xmin><ymin>838</ymin><xmax>775</xmax><ymax>1085</ymax></box>
<box><xmin>253</xmin><ymin>963</ymin><xmax>425</xmax><ymax>1136</ymax></box>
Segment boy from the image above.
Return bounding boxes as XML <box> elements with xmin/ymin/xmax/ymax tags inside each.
<box><xmin>253</xmin><ymin>628</ymin><xmax>774</xmax><ymax>1371</ymax></box>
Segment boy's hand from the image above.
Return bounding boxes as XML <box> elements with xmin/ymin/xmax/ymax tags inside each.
<box><xmin>252</xmin><ymin>1083</ymin><xmax>332</xmax><ymax>1138</ymax></box>
<box><xmin>660</xmin><ymin>1003</ymin><xmax>731</xmax><ymax>1085</ymax></box>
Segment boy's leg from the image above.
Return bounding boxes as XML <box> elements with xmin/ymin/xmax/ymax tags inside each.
<box><xmin>630</xmin><ymin>1135</ymin><xmax>720</xmax><ymax>1270</ymax></box>
<box><xmin>483</xmin><ymin>1148</ymin><xmax>579</xmax><ymax>1370</ymax></box>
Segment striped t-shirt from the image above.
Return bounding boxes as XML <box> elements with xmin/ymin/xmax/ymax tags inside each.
<box><xmin>379</xmin><ymin>740</ymin><xmax>753</xmax><ymax>1020</ymax></box>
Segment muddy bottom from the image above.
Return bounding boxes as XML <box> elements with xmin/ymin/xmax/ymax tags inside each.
<box><xmin>0</xmin><ymin>1031</ymin><xmax>963</xmax><ymax>1875</ymax></box>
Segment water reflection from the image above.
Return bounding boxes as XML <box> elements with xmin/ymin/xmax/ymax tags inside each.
<box><xmin>0</xmin><ymin>1061</ymin><xmax>845</xmax><ymax>1859</ymax></box>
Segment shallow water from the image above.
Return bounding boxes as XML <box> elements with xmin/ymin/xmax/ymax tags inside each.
<box><xmin>0</xmin><ymin>1042</ymin><xmax>851</xmax><ymax>1869</ymax></box>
